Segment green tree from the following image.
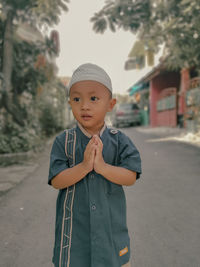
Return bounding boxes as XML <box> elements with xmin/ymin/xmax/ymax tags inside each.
<box><xmin>0</xmin><ymin>0</ymin><xmax>69</xmax><ymax>154</ymax></box>
<box><xmin>0</xmin><ymin>0</ymin><xmax>69</xmax><ymax>125</ymax></box>
<box><xmin>91</xmin><ymin>0</ymin><xmax>200</xmax><ymax>71</ymax></box>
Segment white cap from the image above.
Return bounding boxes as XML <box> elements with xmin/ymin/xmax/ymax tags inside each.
<box><xmin>67</xmin><ymin>63</ymin><xmax>112</xmax><ymax>95</ymax></box>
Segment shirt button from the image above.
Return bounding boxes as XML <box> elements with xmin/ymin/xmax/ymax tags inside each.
<box><xmin>90</xmin><ymin>174</ymin><xmax>94</xmax><ymax>179</ymax></box>
<box><xmin>91</xmin><ymin>204</ymin><xmax>96</xmax><ymax>210</ymax></box>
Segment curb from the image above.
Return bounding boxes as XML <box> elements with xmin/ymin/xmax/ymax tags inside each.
<box><xmin>135</xmin><ymin>126</ymin><xmax>200</xmax><ymax>148</ymax></box>
<box><xmin>0</xmin><ymin>134</ymin><xmax>56</xmax><ymax>198</ymax></box>
<box><xmin>0</xmin><ymin>163</ymin><xmax>39</xmax><ymax>197</ymax></box>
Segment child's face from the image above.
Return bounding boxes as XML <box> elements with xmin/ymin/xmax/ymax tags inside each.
<box><xmin>69</xmin><ymin>81</ymin><xmax>116</xmax><ymax>134</ymax></box>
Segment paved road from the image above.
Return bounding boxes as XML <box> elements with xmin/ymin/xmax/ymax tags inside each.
<box><xmin>0</xmin><ymin>127</ymin><xmax>200</xmax><ymax>267</ymax></box>
<box><xmin>0</xmin><ymin>144</ymin><xmax>56</xmax><ymax>267</ymax></box>
<box><xmin>124</xmin><ymin>127</ymin><xmax>200</xmax><ymax>267</ymax></box>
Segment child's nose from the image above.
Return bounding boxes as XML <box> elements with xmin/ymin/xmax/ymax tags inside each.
<box><xmin>81</xmin><ymin>101</ymin><xmax>90</xmax><ymax>110</ymax></box>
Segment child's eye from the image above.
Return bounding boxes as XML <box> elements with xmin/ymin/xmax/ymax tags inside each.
<box><xmin>90</xmin><ymin>96</ymin><xmax>98</xmax><ymax>101</ymax></box>
<box><xmin>73</xmin><ymin>97</ymin><xmax>80</xmax><ymax>102</ymax></box>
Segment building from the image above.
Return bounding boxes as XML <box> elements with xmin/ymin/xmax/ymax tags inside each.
<box><xmin>128</xmin><ymin>62</ymin><xmax>180</xmax><ymax>127</ymax></box>
<box><xmin>128</xmin><ymin>63</ymin><xmax>200</xmax><ymax>132</ymax></box>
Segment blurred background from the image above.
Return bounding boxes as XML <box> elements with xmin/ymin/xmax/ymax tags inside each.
<box><xmin>0</xmin><ymin>0</ymin><xmax>200</xmax><ymax>266</ymax></box>
<box><xmin>1</xmin><ymin>0</ymin><xmax>200</xmax><ymax>157</ymax></box>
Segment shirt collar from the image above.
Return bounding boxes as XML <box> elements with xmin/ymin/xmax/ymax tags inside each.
<box><xmin>77</xmin><ymin>122</ymin><xmax>107</xmax><ymax>138</ymax></box>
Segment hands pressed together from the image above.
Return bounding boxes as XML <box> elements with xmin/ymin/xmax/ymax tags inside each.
<box><xmin>52</xmin><ymin>131</ymin><xmax>136</xmax><ymax>189</ymax></box>
<box><xmin>82</xmin><ymin>135</ymin><xmax>106</xmax><ymax>174</ymax></box>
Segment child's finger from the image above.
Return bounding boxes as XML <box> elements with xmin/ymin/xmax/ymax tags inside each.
<box><xmin>94</xmin><ymin>135</ymin><xmax>103</xmax><ymax>148</ymax></box>
<box><xmin>86</xmin><ymin>142</ymin><xmax>95</xmax><ymax>154</ymax></box>
<box><xmin>86</xmin><ymin>138</ymin><xmax>96</xmax><ymax>150</ymax></box>
<box><xmin>92</xmin><ymin>135</ymin><xmax>99</xmax><ymax>142</ymax></box>
<box><xmin>89</xmin><ymin>137</ymin><xmax>95</xmax><ymax>144</ymax></box>
<box><xmin>92</xmin><ymin>135</ymin><xmax>98</xmax><ymax>145</ymax></box>
<box><xmin>91</xmin><ymin>145</ymin><xmax>96</xmax><ymax>156</ymax></box>
<box><xmin>89</xmin><ymin>143</ymin><xmax>98</xmax><ymax>155</ymax></box>
<box><xmin>96</xmin><ymin>135</ymin><xmax>102</xmax><ymax>142</ymax></box>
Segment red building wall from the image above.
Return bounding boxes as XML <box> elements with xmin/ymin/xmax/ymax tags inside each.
<box><xmin>156</xmin><ymin>87</ymin><xmax>177</xmax><ymax>127</ymax></box>
<box><xmin>156</xmin><ymin>109</ymin><xmax>176</xmax><ymax>126</ymax></box>
<box><xmin>150</xmin><ymin>72</ymin><xmax>180</xmax><ymax>127</ymax></box>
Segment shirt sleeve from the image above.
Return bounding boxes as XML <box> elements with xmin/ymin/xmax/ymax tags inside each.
<box><xmin>48</xmin><ymin>132</ymin><xmax>69</xmax><ymax>185</ymax></box>
<box><xmin>118</xmin><ymin>131</ymin><xmax>142</xmax><ymax>179</ymax></box>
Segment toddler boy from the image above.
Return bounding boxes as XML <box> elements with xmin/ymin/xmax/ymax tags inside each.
<box><xmin>48</xmin><ymin>63</ymin><xmax>142</xmax><ymax>267</ymax></box>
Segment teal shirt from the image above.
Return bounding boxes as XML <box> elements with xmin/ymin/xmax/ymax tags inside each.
<box><xmin>48</xmin><ymin>124</ymin><xmax>141</xmax><ymax>267</ymax></box>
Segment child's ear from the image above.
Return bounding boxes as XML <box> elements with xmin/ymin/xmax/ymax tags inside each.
<box><xmin>108</xmin><ymin>98</ymin><xmax>116</xmax><ymax>112</ymax></box>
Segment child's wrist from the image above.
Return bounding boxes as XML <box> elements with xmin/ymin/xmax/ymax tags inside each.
<box><xmin>96</xmin><ymin>162</ymin><xmax>109</xmax><ymax>176</ymax></box>
<box><xmin>80</xmin><ymin>162</ymin><xmax>92</xmax><ymax>175</ymax></box>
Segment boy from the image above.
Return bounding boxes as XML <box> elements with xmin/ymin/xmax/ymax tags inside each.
<box><xmin>48</xmin><ymin>63</ymin><xmax>142</xmax><ymax>267</ymax></box>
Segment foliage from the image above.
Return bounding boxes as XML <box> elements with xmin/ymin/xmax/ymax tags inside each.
<box><xmin>0</xmin><ymin>0</ymin><xmax>69</xmax><ymax>26</ymax></box>
<box><xmin>91</xmin><ymin>0</ymin><xmax>200</xmax><ymax>70</ymax></box>
<box><xmin>0</xmin><ymin>0</ymin><xmax>70</xmax><ymax>154</ymax></box>
<box><xmin>91</xmin><ymin>0</ymin><xmax>150</xmax><ymax>34</ymax></box>
<box><xmin>31</xmin><ymin>0</ymin><xmax>69</xmax><ymax>27</ymax></box>
<box><xmin>12</xmin><ymin>40</ymin><xmax>52</xmax><ymax>96</ymax></box>
<box><xmin>0</xmin><ymin>112</ymin><xmax>41</xmax><ymax>153</ymax></box>
<box><xmin>38</xmin><ymin>79</ymin><xmax>67</xmax><ymax>136</ymax></box>
<box><xmin>0</xmin><ymin>79</ymin><xmax>67</xmax><ymax>154</ymax></box>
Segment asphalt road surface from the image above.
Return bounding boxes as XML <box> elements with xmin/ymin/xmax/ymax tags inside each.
<box><xmin>0</xmin><ymin>127</ymin><xmax>200</xmax><ymax>267</ymax></box>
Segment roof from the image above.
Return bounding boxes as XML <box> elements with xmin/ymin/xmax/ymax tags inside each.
<box><xmin>128</xmin><ymin>61</ymin><xmax>165</xmax><ymax>95</ymax></box>
<box><xmin>136</xmin><ymin>61</ymin><xmax>164</xmax><ymax>84</ymax></box>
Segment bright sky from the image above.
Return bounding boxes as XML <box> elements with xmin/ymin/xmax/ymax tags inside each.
<box><xmin>54</xmin><ymin>0</ymin><xmax>155</xmax><ymax>95</ymax></box>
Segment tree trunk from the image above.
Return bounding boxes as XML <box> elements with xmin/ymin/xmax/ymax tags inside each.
<box><xmin>2</xmin><ymin>11</ymin><xmax>25</xmax><ymax>126</ymax></box>
<box><xmin>2</xmin><ymin>10</ymin><xmax>13</xmax><ymax>94</ymax></box>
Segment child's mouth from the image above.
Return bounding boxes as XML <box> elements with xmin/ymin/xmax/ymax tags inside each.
<box><xmin>81</xmin><ymin>115</ymin><xmax>92</xmax><ymax>121</ymax></box>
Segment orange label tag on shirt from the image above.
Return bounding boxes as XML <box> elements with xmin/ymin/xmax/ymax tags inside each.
<box><xmin>119</xmin><ymin>246</ymin><xmax>128</xmax><ymax>256</ymax></box>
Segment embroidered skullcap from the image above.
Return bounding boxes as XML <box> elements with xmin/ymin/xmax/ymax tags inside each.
<box><xmin>67</xmin><ymin>63</ymin><xmax>112</xmax><ymax>95</ymax></box>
